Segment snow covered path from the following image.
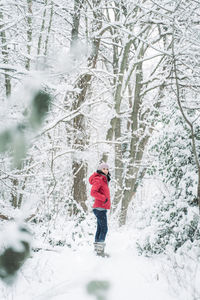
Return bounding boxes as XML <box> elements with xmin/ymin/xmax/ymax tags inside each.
<box><xmin>0</xmin><ymin>230</ymin><xmax>177</xmax><ymax>300</ymax></box>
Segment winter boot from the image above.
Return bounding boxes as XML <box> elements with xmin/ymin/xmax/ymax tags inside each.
<box><xmin>94</xmin><ymin>242</ymin><xmax>105</xmax><ymax>257</ymax></box>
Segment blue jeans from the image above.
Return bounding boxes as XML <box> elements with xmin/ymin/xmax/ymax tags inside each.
<box><xmin>93</xmin><ymin>209</ymin><xmax>108</xmax><ymax>242</ymax></box>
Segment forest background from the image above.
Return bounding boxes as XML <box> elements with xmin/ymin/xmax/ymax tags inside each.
<box><xmin>0</xmin><ymin>0</ymin><xmax>200</xmax><ymax>296</ymax></box>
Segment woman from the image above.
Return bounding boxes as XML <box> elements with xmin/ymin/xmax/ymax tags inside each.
<box><xmin>89</xmin><ymin>162</ymin><xmax>111</xmax><ymax>256</ymax></box>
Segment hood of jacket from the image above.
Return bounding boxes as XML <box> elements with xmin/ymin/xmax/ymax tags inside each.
<box><xmin>89</xmin><ymin>172</ymin><xmax>107</xmax><ymax>185</ymax></box>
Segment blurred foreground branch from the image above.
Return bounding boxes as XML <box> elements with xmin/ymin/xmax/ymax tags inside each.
<box><xmin>0</xmin><ymin>88</ymin><xmax>52</xmax><ymax>284</ymax></box>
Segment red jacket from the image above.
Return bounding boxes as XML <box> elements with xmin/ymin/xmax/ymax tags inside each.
<box><xmin>89</xmin><ymin>172</ymin><xmax>111</xmax><ymax>209</ymax></box>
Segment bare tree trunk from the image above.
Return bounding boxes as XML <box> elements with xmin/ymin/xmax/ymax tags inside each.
<box><xmin>44</xmin><ymin>1</ymin><xmax>54</xmax><ymax>57</ymax></box>
<box><xmin>37</xmin><ymin>0</ymin><xmax>48</xmax><ymax>56</ymax></box>
<box><xmin>112</xmin><ymin>39</ymin><xmax>133</xmax><ymax>211</ymax></box>
<box><xmin>26</xmin><ymin>0</ymin><xmax>32</xmax><ymax>70</ymax></box>
<box><xmin>0</xmin><ymin>8</ymin><xmax>11</xmax><ymax>97</ymax></box>
<box><xmin>69</xmin><ymin>0</ymin><xmax>102</xmax><ymax>213</ymax></box>
<box><xmin>18</xmin><ymin>176</ymin><xmax>28</xmax><ymax>209</ymax></box>
<box><xmin>69</xmin><ymin>0</ymin><xmax>86</xmax><ymax>214</ymax></box>
<box><xmin>119</xmin><ymin>52</ymin><xmax>144</xmax><ymax>225</ymax></box>
<box><xmin>102</xmin><ymin>3</ymin><xmax>146</xmax><ymax>215</ymax></box>
<box><xmin>71</xmin><ymin>0</ymin><xmax>84</xmax><ymax>48</ymax></box>
<box><xmin>101</xmin><ymin>3</ymin><xmax>120</xmax><ymax>164</ymax></box>
<box><xmin>11</xmin><ymin>178</ymin><xmax>18</xmax><ymax>208</ymax></box>
<box><xmin>71</xmin><ymin>72</ymin><xmax>91</xmax><ymax>213</ymax></box>
<box><xmin>117</xmin><ymin>20</ymin><xmax>168</xmax><ymax>225</ymax></box>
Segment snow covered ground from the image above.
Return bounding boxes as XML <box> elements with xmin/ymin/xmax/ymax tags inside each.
<box><xmin>0</xmin><ymin>228</ymin><xmax>180</xmax><ymax>300</ymax></box>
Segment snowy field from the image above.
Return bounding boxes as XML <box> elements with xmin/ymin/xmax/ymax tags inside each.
<box><xmin>0</xmin><ymin>229</ymin><xmax>180</xmax><ymax>300</ymax></box>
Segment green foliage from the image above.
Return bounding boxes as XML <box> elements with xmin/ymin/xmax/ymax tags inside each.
<box><xmin>150</xmin><ymin>112</ymin><xmax>197</xmax><ymax>197</ymax></box>
<box><xmin>86</xmin><ymin>280</ymin><xmax>110</xmax><ymax>300</ymax></box>
<box><xmin>0</xmin><ymin>226</ymin><xmax>31</xmax><ymax>284</ymax></box>
<box><xmin>0</xmin><ymin>130</ymin><xmax>12</xmax><ymax>153</ymax></box>
<box><xmin>137</xmin><ymin>103</ymin><xmax>200</xmax><ymax>255</ymax></box>
<box><xmin>12</xmin><ymin>128</ymin><xmax>27</xmax><ymax>169</ymax></box>
<box><xmin>29</xmin><ymin>90</ymin><xmax>52</xmax><ymax>130</ymax></box>
<box><xmin>0</xmin><ymin>89</ymin><xmax>51</xmax><ymax>169</ymax></box>
<box><xmin>137</xmin><ymin>198</ymin><xmax>200</xmax><ymax>256</ymax></box>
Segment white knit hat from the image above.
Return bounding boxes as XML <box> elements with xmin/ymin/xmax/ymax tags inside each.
<box><xmin>97</xmin><ymin>163</ymin><xmax>109</xmax><ymax>170</ymax></box>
